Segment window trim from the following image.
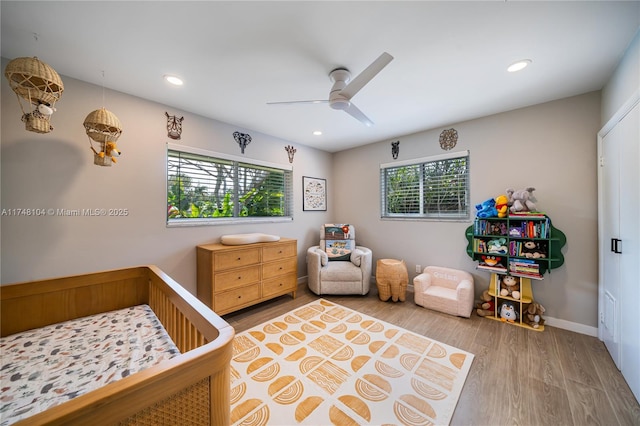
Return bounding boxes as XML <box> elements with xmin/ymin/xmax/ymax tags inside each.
<box><xmin>166</xmin><ymin>143</ymin><xmax>293</xmax><ymax>227</ymax></box>
<box><xmin>380</xmin><ymin>149</ymin><xmax>470</xmax><ymax>221</ymax></box>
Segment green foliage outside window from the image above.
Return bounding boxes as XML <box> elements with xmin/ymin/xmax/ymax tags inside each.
<box><xmin>381</xmin><ymin>153</ymin><xmax>469</xmax><ymax>219</ymax></box>
<box><xmin>167</xmin><ymin>149</ymin><xmax>291</xmax><ymax>222</ymax></box>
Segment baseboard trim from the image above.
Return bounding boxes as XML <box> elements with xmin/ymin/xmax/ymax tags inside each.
<box><xmin>298</xmin><ymin>276</ymin><xmax>598</xmax><ymax>337</ymax></box>
<box><xmin>542</xmin><ymin>316</ymin><xmax>598</xmax><ymax>337</ymax></box>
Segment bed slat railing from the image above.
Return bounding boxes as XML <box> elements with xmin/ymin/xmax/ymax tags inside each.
<box><xmin>148</xmin><ymin>278</ymin><xmax>207</xmax><ymax>353</ymax></box>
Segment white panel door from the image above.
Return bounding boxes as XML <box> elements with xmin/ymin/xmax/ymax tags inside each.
<box><xmin>617</xmin><ymin>101</ymin><xmax>639</xmax><ymax>401</ymax></box>
<box><xmin>600</xmin><ymin>118</ymin><xmax>621</xmax><ymax>367</ymax></box>
<box><xmin>599</xmin><ymin>95</ymin><xmax>640</xmax><ymax>402</ymax></box>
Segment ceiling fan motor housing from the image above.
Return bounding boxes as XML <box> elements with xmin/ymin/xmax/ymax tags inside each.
<box><xmin>329</xmin><ymin>68</ymin><xmax>351</xmax><ymax>110</ymax></box>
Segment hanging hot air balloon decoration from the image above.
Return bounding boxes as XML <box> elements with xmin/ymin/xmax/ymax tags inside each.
<box><xmin>83</xmin><ymin>108</ymin><xmax>123</xmax><ymax>166</ymax></box>
<box><xmin>4</xmin><ymin>56</ymin><xmax>64</xmax><ymax>133</ymax></box>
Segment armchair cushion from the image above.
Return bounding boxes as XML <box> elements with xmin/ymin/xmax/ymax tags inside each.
<box><xmin>350</xmin><ymin>248</ymin><xmax>364</xmax><ymax>266</ymax></box>
<box><xmin>322</xmin><ymin>224</ymin><xmax>356</xmax><ymax>261</ymax></box>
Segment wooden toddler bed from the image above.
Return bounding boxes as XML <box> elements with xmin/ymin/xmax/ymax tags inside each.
<box><xmin>0</xmin><ymin>265</ymin><xmax>235</xmax><ymax>425</ymax></box>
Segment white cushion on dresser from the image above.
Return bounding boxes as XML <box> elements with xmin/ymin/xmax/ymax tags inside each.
<box><xmin>220</xmin><ymin>233</ymin><xmax>280</xmax><ymax>245</ymax></box>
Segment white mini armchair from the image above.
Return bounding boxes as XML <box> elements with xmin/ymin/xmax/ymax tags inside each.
<box><xmin>414</xmin><ymin>266</ymin><xmax>475</xmax><ymax>318</ymax></box>
<box><xmin>306</xmin><ymin>224</ymin><xmax>372</xmax><ymax>296</ymax></box>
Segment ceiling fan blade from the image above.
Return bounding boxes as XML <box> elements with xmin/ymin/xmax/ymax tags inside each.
<box><xmin>339</xmin><ymin>52</ymin><xmax>393</xmax><ymax>100</ymax></box>
<box><xmin>343</xmin><ymin>102</ymin><xmax>374</xmax><ymax>127</ymax></box>
<box><xmin>267</xmin><ymin>100</ymin><xmax>328</xmax><ymax>105</ymax></box>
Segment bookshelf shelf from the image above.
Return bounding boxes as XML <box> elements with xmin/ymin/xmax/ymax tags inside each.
<box><xmin>465</xmin><ymin>214</ymin><xmax>566</xmax><ymax>279</ymax></box>
<box><xmin>465</xmin><ymin>213</ymin><xmax>566</xmax><ymax>331</ymax></box>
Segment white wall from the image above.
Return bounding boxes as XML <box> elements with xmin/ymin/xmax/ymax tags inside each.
<box><xmin>1</xmin><ymin>61</ymin><xmax>334</xmax><ymax>294</ymax></box>
<box><xmin>602</xmin><ymin>29</ymin><xmax>640</xmax><ymax>124</ymax></box>
<box><xmin>333</xmin><ymin>92</ymin><xmax>601</xmax><ymax>328</ymax></box>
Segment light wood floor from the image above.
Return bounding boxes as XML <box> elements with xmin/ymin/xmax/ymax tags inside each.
<box><xmin>223</xmin><ymin>284</ymin><xmax>640</xmax><ymax>426</ymax></box>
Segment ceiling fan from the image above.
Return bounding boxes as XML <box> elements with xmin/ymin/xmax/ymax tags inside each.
<box><xmin>267</xmin><ymin>52</ymin><xmax>393</xmax><ymax>127</ymax></box>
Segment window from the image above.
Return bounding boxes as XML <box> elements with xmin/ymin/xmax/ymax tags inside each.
<box><xmin>380</xmin><ymin>150</ymin><xmax>469</xmax><ymax>220</ymax></box>
<box><xmin>167</xmin><ymin>144</ymin><xmax>293</xmax><ymax>226</ymax></box>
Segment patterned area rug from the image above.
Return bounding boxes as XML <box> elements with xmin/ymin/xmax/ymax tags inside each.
<box><xmin>230</xmin><ymin>299</ymin><xmax>474</xmax><ymax>425</ymax></box>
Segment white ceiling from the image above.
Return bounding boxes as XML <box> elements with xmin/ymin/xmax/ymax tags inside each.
<box><xmin>2</xmin><ymin>1</ymin><xmax>639</xmax><ymax>153</ymax></box>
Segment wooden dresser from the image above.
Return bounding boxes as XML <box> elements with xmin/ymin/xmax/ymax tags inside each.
<box><xmin>196</xmin><ymin>238</ymin><xmax>297</xmax><ymax>315</ymax></box>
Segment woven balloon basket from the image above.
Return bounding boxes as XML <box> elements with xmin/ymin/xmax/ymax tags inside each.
<box><xmin>21</xmin><ymin>111</ymin><xmax>52</xmax><ymax>133</ymax></box>
<box><xmin>93</xmin><ymin>153</ymin><xmax>113</xmax><ymax>167</ymax></box>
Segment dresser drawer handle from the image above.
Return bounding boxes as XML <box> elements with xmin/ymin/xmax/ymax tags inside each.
<box><xmin>237</xmin><ymin>257</ymin><xmax>241</xmax><ymax>261</ymax></box>
<box><xmin>279</xmin><ymin>266</ymin><xmax>283</xmax><ymax>270</ymax></box>
<box><xmin>238</xmin><ymin>295</ymin><xmax>242</xmax><ymax>299</ymax></box>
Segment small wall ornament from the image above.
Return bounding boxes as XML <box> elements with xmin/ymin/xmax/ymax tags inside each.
<box><xmin>285</xmin><ymin>145</ymin><xmax>296</xmax><ymax>163</ymax></box>
<box><xmin>439</xmin><ymin>128</ymin><xmax>458</xmax><ymax>151</ymax></box>
<box><xmin>233</xmin><ymin>131</ymin><xmax>252</xmax><ymax>154</ymax></box>
<box><xmin>165</xmin><ymin>112</ymin><xmax>184</xmax><ymax>140</ymax></box>
<box><xmin>391</xmin><ymin>141</ymin><xmax>400</xmax><ymax>159</ymax></box>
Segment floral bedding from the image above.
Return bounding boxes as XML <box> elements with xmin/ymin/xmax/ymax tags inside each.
<box><xmin>0</xmin><ymin>304</ymin><xmax>180</xmax><ymax>425</ymax></box>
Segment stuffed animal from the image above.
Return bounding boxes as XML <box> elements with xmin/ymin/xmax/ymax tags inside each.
<box><xmin>481</xmin><ymin>255</ymin><xmax>503</xmax><ymax>267</ymax></box>
<box><xmin>475</xmin><ymin>290</ymin><xmax>495</xmax><ymax>317</ymax></box>
<box><xmin>522</xmin><ymin>302</ymin><xmax>546</xmax><ymax>329</ymax></box>
<box><xmin>499</xmin><ymin>300</ymin><xmax>519</xmax><ymax>323</ymax></box>
<box><xmin>522</xmin><ymin>241</ymin><xmax>547</xmax><ymax>259</ymax></box>
<box><xmin>500</xmin><ymin>275</ymin><xmax>521</xmax><ymax>300</ymax></box>
<box><xmin>507</xmin><ymin>187</ymin><xmax>537</xmax><ymax>213</ymax></box>
<box><xmin>104</xmin><ymin>141</ymin><xmax>121</xmax><ymax>162</ymax></box>
<box><xmin>91</xmin><ymin>141</ymin><xmax>121</xmax><ymax>164</ymax></box>
<box><xmin>495</xmin><ymin>194</ymin><xmax>509</xmax><ymax>218</ymax></box>
<box><xmin>475</xmin><ymin>198</ymin><xmax>498</xmax><ymax>218</ymax></box>
<box><xmin>488</xmin><ymin>238</ymin><xmax>507</xmax><ymax>254</ymax></box>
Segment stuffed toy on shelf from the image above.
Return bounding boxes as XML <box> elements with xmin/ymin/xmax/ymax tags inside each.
<box><xmin>475</xmin><ymin>290</ymin><xmax>496</xmax><ymax>317</ymax></box>
<box><xmin>500</xmin><ymin>275</ymin><xmax>521</xmax><ymax>300</ymax></box>
<box><xmin>507</xmin><ymin>187</ymin><xmax>537</xmax><ymax>213</ymax></box>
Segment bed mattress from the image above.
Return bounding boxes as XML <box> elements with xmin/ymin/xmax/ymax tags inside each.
<box><xmin>0</xmin><ymin>304</ymin><xmax>180</xmax><ymax>425</ymax></box>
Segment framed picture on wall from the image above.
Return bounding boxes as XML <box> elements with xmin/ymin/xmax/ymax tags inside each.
<box><xmin>303</xmin><ymin>176</ymin><xmax>327</xmax><ymax>211</ymax></box>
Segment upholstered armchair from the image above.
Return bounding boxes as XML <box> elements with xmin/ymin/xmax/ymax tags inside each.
<box><xmin>414</xmin><ymin>266</ymin><xmax>475</xmax><ymax>318</ymax></box>
<box><xmin>306</xmin><ymin>224</ymin><xmax>372</xmax><ymax>295</ymax></box>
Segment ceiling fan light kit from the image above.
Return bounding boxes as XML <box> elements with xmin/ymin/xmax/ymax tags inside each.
<box><xmin>267</xmin><ymin>52</ymin><xmax>393</xmax><ymax>127</ymax></box>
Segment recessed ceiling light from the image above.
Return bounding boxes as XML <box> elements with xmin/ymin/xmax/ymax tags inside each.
<box><xmin>507</xmin><ymin>59</ymin><xmax>532</xmax><ymax>73</ymax></box>
<box><xmin>164</xmin><ymin>75</ymin><xmax>183</xmax><ymax>86</ymax></box>
<box><xmin>313</xmin><ymin>130</ymin><xmax>322</xmax><ymax>136</ymax></box>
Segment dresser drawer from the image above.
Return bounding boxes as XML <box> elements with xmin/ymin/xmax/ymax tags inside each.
<box><xmin>262</xmin><ymin>242</ymin><xmax>296</xmax><ymax>263</ymax></box>
<box><xmin>214</xmin><ymin>247</ymin><xmax>261</xmax><ymax>271</ymax></box>
<box><xmin>214</xmin><ymin>265</ymin><xmax>260</xmax><ymax>292</ymax></box>
<box><xmin>215</xmin><ymin>284</ymin><xmax>260</xmax><ymax>313</ymax></box>
<box><xmin>262</xmin><ymin>274</ymin><xmax>296</xmax><ymax>298</ymax></box>
<box><xmin>262</xmin><ymin>257</ymin><xmax>297</xmax><ymax>279</ymax></box>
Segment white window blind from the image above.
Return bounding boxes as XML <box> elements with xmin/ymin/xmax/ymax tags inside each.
<box><xmin>167</xmin><ymin>144</ymin><xmax>293</xmax><ymax>226</ymax></box>
<box><xmin>380</xmin><ymin>150</ymin><xmax>470</xmax><ymax>220</ymax></box>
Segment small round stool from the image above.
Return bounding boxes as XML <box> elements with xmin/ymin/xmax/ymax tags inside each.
<box><xmin>376</xmin><ymin>259</ymin><xmax>408</xmax><ymax>302</ymax></box>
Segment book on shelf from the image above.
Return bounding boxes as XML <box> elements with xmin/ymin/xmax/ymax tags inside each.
<box><xmin>509</xmin><ymin>212</ymin><xmax>547</xmax><ymax>218</ymax></box>
<box><xmin>509</xmin><ymin>259</ymin><xmax>540</xmax><ymax>276</ymax></box>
